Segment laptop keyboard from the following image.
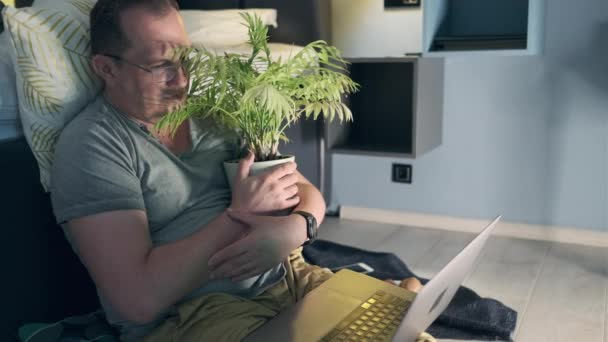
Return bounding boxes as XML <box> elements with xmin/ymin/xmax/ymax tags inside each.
<box><xmin>320</xmin><ymin>290</ymin><xmax>412</xmax><ymax>342</ymax></box>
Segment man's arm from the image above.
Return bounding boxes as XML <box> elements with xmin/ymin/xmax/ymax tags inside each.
<box><xmin>66</xmin><ymin>209</ymin><xmax>245</xmax><ymax>325</ymax></box>
<box><xmin>208</xmin><ymin>171</ymin><xmax>327</xmax><ymax>281</ymax></box>
<box><xmin>291</xmin><ymin>170</ymin><xmax>326</xmax><ymax>227</ymax></box>
<box><xmin>62</xmin><ymin>153</ymin><xmax>301</xmax><ymax>325</ymax></box>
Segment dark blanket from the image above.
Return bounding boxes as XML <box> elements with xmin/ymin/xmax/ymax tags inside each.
<box><xmin>303</xmin><ymin>239</ymin><xmax>517</xmax><ymax>341</ymax></box>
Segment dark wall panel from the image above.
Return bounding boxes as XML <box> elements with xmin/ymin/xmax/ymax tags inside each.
<box><xmin>178</xmin><ymin>0</ymin><xmax>240</xmax><ymax>10</ymax></box>
<box><xmin>279</xmin><ymin>119</ymin><xmax>321</xmax><ymax>188</ymax></box>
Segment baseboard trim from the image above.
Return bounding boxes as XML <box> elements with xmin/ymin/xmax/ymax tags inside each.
<box><xmin>339</xmin><ymin>206</ymin><xmax>608</xmax><ymax>248</ymax></box>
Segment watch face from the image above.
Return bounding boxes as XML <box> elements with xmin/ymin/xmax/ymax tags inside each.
<box><xmin>307</xmin><ymin>214</ymin><xmax>317</xmax><ymax>239</ymax></box>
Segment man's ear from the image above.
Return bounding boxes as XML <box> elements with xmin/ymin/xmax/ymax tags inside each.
<box><xmin>91</xmin><ymin>54</ymin><xmax>117</xmax><ymax>84</ymax></box>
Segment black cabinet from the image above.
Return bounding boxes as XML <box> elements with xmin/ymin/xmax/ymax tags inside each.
<box><xmin>325</xmin><ymin>57</ymin><xmax>444</xmax><ymax>158</ymax></box>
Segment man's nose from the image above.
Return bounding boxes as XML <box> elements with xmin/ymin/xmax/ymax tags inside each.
<box><xmin>169</xmin><ymin>65</ymin><xmax>188</xmax><ymax>89</ymax></box>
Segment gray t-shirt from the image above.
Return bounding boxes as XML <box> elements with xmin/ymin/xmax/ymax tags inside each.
<box><xmin>50</xmin><ymin>96</ymin><xmax>286</xmax><ymax>340</ymax></box>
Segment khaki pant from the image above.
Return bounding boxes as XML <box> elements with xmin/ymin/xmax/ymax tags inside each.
<box><xmin>138</xmin><ymin>248</ymin><xmax>436</xmax><ymax>342</ymax></box>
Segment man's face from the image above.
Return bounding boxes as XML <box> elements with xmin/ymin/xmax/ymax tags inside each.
<box><xmin>110</xmin><ymin>7</ymin><xmax>191</xmax><ymax>121</ymax></box>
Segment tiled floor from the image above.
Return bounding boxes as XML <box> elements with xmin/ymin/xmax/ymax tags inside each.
<box><xmin>318</xmin><ymin>217</ymin><xmax>608</xmax><ymax>342</ymax></box>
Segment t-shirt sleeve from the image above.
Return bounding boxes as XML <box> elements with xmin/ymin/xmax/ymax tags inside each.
<box><xmin>50</xmin><ymin>118</ymin><xmax>145</xmax><ymax>224</ymax></box>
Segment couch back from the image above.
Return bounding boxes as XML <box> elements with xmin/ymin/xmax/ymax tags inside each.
<box><xmin>0</xmin><ymin>1</ymin><xmax>324</xmax><ymax>340</ymax></box>
<box><xmin>179</xmin><ymin>0</ymin><xmax>329</xmax><ymax>48</ymax></box>
<box><xmin>0</xmin><ymin>138</ymin><xmax>98</xmax><ymax>341</ymax></box>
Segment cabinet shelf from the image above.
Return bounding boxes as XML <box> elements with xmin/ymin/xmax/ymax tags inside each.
<box><xmin>424</xmin><ymin>0</ymin><xmax>544</xmax><ymax>56</ymax></box>
<box><xmin>429</xmin><ymin>35</ymin><xmax>527</xmax><ymax>52</ymax></box>
<box><xmin>325</xmin><ymin>57</ymin><xmax>444</xmax><ymax>158</ymax></box>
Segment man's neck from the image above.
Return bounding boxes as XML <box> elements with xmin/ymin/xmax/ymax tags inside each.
<box><xmin>102</xmin><ymin>90</ymin><xmax>191</xmax><ymax>154</ymax></box>
<box><xmin>103</xmin><ymin>89</ymin><xmax>160</xmax><ymax>125</ymax></box>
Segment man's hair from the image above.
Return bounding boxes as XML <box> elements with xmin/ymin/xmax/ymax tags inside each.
<box><xmin>90</xmin><ymin>0</ymin><xmax>179</xmax><ymax>56</ymax></box>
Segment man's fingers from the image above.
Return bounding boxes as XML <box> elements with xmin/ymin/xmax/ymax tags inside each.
<box><xmin>283</xmin><ymin>195</ymin><xmax>300</xmax><ymax>208</ymax></box>
<box><xmin>232</xmin><ymin>266</ymin><xmax>265</xmax><ymax>282</ymax></box>
<box><xmin>235</xmin><ymin>151</ymin><xmax>254</xmax><ymax>182</ymax></box>
<box><xmin>211</xmin><ymin>252</ymin><xmax>253</xmax><ymax>279</ymax></box>
<box><xmin>225</xmin><ymin>208</ymin><xmax>257</xmax><ymax>225</ymax></box>
<box><xmin>209</xmin><ymin>253</ymin><xmax>249</xmax><ymax>278</ymax></box>
<box><xmin>284</xmin><ymin>184</ymin><xmax>299</xmax><ymax>199</ymax></box>
<box><xmin>224</xmin><ymin>261</ymin><xmax>259</xmax><ymax>280</ymax></box>
<box><xmin>267</xmin><ymin>162</ymin><xmax>297</xmax><ymax>181</ymax></box>
<box><xmin>208</xmin><ymin>238</ymin><xmax>249</xmax><ymax>271</ymax></box>
<box><xmin>277</xmin><ymin>173</ymin><xmax>298</xmax><ymax>188</ymax></box>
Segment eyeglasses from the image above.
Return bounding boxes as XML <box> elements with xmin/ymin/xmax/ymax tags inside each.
<box><xmin>103</xmin><ymin>54</ymin><xmax>183</xmax><ymax>83</ymax></box>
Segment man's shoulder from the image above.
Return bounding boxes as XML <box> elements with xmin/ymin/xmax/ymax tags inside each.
<box><xmin>52</xmin><ymin>97</ymin><xmax>138</xmax><ymax>175</ymax></box>
<box><xmin>60</xmin><ymin>96</ymin><xmax>120</xmax><ymax>141</ymax></box>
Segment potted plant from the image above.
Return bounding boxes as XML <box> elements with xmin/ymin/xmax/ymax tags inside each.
<box><xmin>155</xmin><ymin>13</ymin><xmax>358</xmax><ymax>187</ymax></box>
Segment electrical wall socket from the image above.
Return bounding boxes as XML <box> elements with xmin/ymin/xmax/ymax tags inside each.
<box><xmin>392</xmin><ymin>164</ymin><xmax>412</xmax><ymax>183</ymax></box>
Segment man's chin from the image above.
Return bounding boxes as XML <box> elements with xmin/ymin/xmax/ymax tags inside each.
<box><xmin>168</xmin><ymin>99</ymin><xmax>187</xmax><ymax>112</ymax></box>
<box><xmin>162</xmin><ymin>96</ymin><xmax>186</xmax><ymax>111</ymax></box>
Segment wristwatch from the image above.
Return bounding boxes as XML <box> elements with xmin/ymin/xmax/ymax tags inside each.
<box><xmin>293</xmin><ymin>210</ymin><xmax>318</xmax><ymax>246</ymax></box>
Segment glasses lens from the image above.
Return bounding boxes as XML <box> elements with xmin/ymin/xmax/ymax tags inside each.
<box><xmin>152</xmin><ymin>66</ymin><xmax>179</xmax><ymax>83</ymax></box>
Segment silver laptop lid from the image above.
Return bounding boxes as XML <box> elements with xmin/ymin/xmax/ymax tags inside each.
<box><xmin>392</xmin><ymin>216</ymin><xmax>502</xmax><ymax>342</ymax></box>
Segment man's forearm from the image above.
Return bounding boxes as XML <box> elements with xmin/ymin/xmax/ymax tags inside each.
<box><xmin>140</xmin><ymin>210</ymin><xmax>245</xmax><ymax>320</ymax></box>
<box><xmin>293</xmin><ymin>182</ymin><xmax>326</xmax><ymax>226</ymax></box>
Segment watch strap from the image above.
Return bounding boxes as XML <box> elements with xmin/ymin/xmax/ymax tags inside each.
<box><xmin>293</xmin><ymin>210</ymin><xmax>317</xmax><ymax>246</ymax></box>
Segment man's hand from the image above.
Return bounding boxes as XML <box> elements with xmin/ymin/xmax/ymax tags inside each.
<box><xmin>230</xmin><ymin>152</ymin><xmax>301</xmax><ymax>214</ymax></box>
<box><xmin>207</xmin><ymin>209</ymin><xmax>307</xmax><ymax>281</ymax></box>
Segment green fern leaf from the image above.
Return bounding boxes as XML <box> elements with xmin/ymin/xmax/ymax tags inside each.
<box><xmin>156</xmin><ymin>14</ymin><xmax>357</xmax><ymax>160</ymax></box>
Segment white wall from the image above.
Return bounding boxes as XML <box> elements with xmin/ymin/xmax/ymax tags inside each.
<box><xmin>330</xmin><ymin>0</ymin><xmax>608</xmax><ymax>231</ymax></box>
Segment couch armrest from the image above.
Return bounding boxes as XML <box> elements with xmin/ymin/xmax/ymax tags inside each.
<box><xmin>0</xmin><ymin>138</ymin><xmax>99</xmax><ymax>341</ymax></box>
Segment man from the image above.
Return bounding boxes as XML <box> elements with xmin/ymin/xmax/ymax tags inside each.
<box><xmin>50</xmin><ymin>0</ymin><xmax>424</xmax><ymax>341</ymax></box>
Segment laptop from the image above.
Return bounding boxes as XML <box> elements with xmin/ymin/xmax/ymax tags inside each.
<box><xmin>244</xmin><ymin>216</ymin><xmax>501</xmax><ymax>342</ymax></box>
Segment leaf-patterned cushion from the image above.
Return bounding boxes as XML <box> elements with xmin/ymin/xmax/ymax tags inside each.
<box><xmin>1</xmin><ymin>0</ymin><xmax>102</xmax><ymax>191</ymax></box>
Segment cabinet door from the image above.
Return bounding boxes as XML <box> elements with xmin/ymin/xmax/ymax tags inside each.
<box><xmin>423</xmin><ymin>0</ymin><xmax>545</xmax><ymax>56</ymax></box>
<box><xmin>331</xmin><ymin>0</ymin><xmax>424</xmax><ymax>58</ymax></box>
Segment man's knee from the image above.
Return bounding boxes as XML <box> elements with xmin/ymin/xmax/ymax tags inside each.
<box><xmin>383</xmin><ymin>277</ymin><xmax>423</xmax><ymax>293</ymax></box>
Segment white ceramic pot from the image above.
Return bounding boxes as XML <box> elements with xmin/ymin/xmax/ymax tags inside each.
<box><xmin>223</xmin><ymin>155</ymin><xmax>296</xmax><ymax>189</ymax></box>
